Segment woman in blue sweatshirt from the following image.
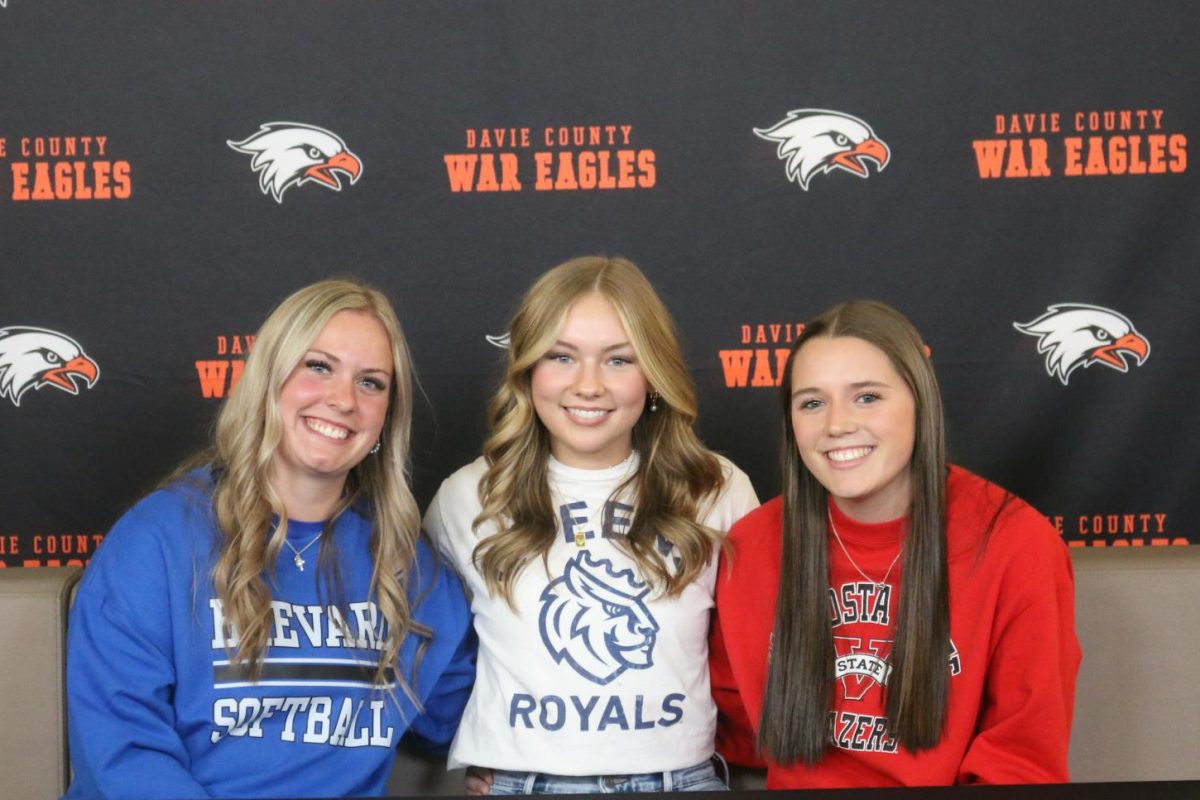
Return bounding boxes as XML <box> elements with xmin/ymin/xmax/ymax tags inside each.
<box><xmin>66</xmin><ymin>279</ymin><xmax>476</xmax><ymax>798</ymax></box>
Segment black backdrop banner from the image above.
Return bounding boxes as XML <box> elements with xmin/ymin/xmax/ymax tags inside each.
<box><xmin>2</xmin><ymin>2</ymin><xmax>1196</xmax><ymax>567</ymax></box>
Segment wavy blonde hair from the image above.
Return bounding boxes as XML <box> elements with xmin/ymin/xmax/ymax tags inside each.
<box><xmin>172</xmin><ymin>278</ymin><xmax>426</xmax><ymax>694</ymax></box>
<box><xmin>473</xmin><ymin>256</ymin><xmax>726</xmax><ymax>606</ymax></box>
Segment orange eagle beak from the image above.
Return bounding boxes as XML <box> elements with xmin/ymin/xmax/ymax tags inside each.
<box><xmin>1090</xmin><ymin>333</ymin><xmax>1150</xmax><ymax>371</ymax></box>
<box><xmin>305</xmin><ymin>150</ymin><xmax>363</xmax><ymax>189</ymax></box>
<box><xmin>41</xmin><ymin>355</ymin><xmax>99</xmax><ymax>394</ymax></box>
<box><xmin>831</xmin><ymin>138</ymin><xmax>890</xmax><ymax>176</ymax></box>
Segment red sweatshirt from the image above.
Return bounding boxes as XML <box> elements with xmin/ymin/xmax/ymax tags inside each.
<box><xmin>710</xmin><ymin>466</ymin><xmax>1080</xmax><ymax>787</ymax></box>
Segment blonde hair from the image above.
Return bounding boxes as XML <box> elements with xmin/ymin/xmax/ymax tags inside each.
<box><xmin>172</xmin><ymin>278</ymin><xmax>426</xmax><ymax>694</ymax></box>
<box><xmin>473</xmin><ymin>256</ymin><xmax>725</xmax><ymax>605</ymax></box>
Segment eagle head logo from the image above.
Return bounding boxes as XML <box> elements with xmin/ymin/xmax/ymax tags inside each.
<box><xmin>228</xmin><ymin>122</ymin><xmax>363</xmax><ymax>203</ymax></box>
<box><xmin>0</xmin><ymin>327</ymin><xmax>100</xmax><ymax>407</ymax></box>
<box><xmin>755</xmin><ymin>109</ymin><xmax>890</xmax><ymax>191</ymax></box>
<box><xmin>1013</xmin><ymin>303</ymin><xmax>1150</xmax><ymax>385</ymax></box>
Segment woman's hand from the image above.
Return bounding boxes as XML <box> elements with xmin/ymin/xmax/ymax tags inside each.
<box><xmin>465</xmin><ymin>766</ymin><xmax>494</xmax><ymax>796</ymax></box>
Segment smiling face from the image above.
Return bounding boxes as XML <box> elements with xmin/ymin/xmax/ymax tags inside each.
<box><xmin>531</xmin><ymin>292</ymin><xmax>650</xmax><ymax>469</ymax></box>
<box><xmin>789</xmin><ymin>335</ymin><xmax>916</xmax><ymax>523</ymax></box>
<box><xmin>270</xmin><ymin>310</ymin><xmax>393</xmax><ymax>514</ymax></box>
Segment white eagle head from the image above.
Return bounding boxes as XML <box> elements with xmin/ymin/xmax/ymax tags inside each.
<box><xmin>1013</xmin><ymin>303</ymin><xmax>1150</xmax><ymax>385</ymax></box>
<box><xmin>755</xmin><ymin>109</ymin><xmax>890</xmax><ymax>191</ymax></box>
<box><xmin>0</xmin><ymin>326</ymin><xmax>100</xmax><ymax>407</ymax></box>
<box><xmin>227</xmin><ymin>122</ymin><xmax>362</xmax><ymax>203</ymax></box>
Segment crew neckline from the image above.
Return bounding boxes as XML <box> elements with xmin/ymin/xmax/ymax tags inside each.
<box><xmin>548</xmin><ymin>451</ymin><xmax>640</xmax><ymax>482</ymax></box>
<box><xmin>270</xmin><ymin>517</ymin><xmax>327</xmax><ymax>540</ymax></box>
<box><xmin>829</xmin><ymin>498</ymin><xmax>907</xmax><ymax>550</ymax></box>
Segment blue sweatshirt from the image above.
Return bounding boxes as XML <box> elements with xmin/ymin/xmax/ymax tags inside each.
<box><xmin>66</xmin><ymin>476</ymin><xmax>476</xmax><ymax>799</ymax></box>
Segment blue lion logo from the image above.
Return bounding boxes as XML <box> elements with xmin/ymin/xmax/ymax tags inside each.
<box><xmin>538</xmin><ymin>552</ymin><xmax>660</xmax><ymax>685</ymax></box>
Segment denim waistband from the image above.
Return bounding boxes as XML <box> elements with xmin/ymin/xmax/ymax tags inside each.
<box><xmin>491</xmin><ymin>758</ymin><xmax>727</xmax><ymax>794</ymax></box>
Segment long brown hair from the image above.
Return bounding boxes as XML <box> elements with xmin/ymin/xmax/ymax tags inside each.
<box><xmin>758</xmin><ymin>299</ymin><xmax>949</xmax><ymax>764</ymax></box>
<box><xmin>170</xmin><ymin>278</ymin><xmax>427</xmax><ymax>697</ymax></box>
<box><xmin>472</xmin><ymin>256</ymin><xmax>726</xmax><ymax>606</ymax></box>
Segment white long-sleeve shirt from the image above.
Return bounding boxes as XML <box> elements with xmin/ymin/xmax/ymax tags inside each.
<box><xmin>424</xmin><ymin>453</ymin><xmax>758</xmax><ymax>774</ymax></box>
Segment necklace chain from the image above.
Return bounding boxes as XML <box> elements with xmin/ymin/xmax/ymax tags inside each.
<box><xmin>283</xmin><ymin>531</ymin><xmax>323</xmax><ymax>572</ymax></box>
<box><xmin>827</xmin><ymin>509</ymin><xmax>902</xmax><ymax>588</ymax></box>
<box><xmin>551</xmin><ymin>454</ymin><xmax>637</xmax><ymax>547</ymax></box>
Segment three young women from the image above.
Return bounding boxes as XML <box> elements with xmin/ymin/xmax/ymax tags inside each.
<box><xmin>425</xmin><ymin>256</ymin><xmax>759</xmax><ymax>794</ymax></box>
<box><xmin>66</xmin><ymin>279</ymin><xmax>477</xmax><ymax>798</ymax></box>
<box><xmin>710</xmin><ymin>299</ymin><xmax>1080</xmax><ymax>787</ymax></box>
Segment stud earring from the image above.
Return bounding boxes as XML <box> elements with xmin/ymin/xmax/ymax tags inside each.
<box><xmin>370</xmin><ymin>440</ymin><xmax>381</xmax><ymax>455</ymax></box>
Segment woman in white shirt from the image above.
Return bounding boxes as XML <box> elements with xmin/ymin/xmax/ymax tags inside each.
<box><xmin>425</xmin><ymin>255</ymin><xmax>758</xmax><ymax>794</ymax></box>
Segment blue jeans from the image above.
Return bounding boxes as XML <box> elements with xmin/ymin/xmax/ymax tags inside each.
<box><xmin>489</xmin><ymin>759</ymin><xmax>728</xmax><ymax>794</ymax></box>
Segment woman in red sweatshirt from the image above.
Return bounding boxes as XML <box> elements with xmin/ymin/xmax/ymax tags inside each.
<box><xmin>710</xmin><ymin>299</ymin><xmax>1080</xmax><ymax>787</ymax></box>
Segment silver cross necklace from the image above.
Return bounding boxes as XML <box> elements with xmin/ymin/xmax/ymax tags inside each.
<box><xmin>283</xmin><ymin>531</ymin><xmax>323</xmax><ymax>571</ymax></box>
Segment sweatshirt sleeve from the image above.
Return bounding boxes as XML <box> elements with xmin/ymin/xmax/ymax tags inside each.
<box><xmin>709</xmin><ymin>502</ymin><xmax>782</xmax><ymax>770</ymax></box>
<box><xmin>66</xmin><ymin>502</ymin><xmax>211</xmax><ymax>799</ymax></box>
<box><xmin>403</xmin><ymin>542</ymin><xmax>478</xmax><ymax>754</ymax></box>
<box><xmin>406</xmin><ymin>621</ymin><xmax>477</xmax><ymax>753</ymax></box>
<box><xmin>709</xmin><ymin>600</ymin><xmax>765</xmax><ymax>767</ymax></box>
<box><xmin>956</xmin><ymin>513</ymin><xmax>1081</xmax><ymax>784</ymax></box>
